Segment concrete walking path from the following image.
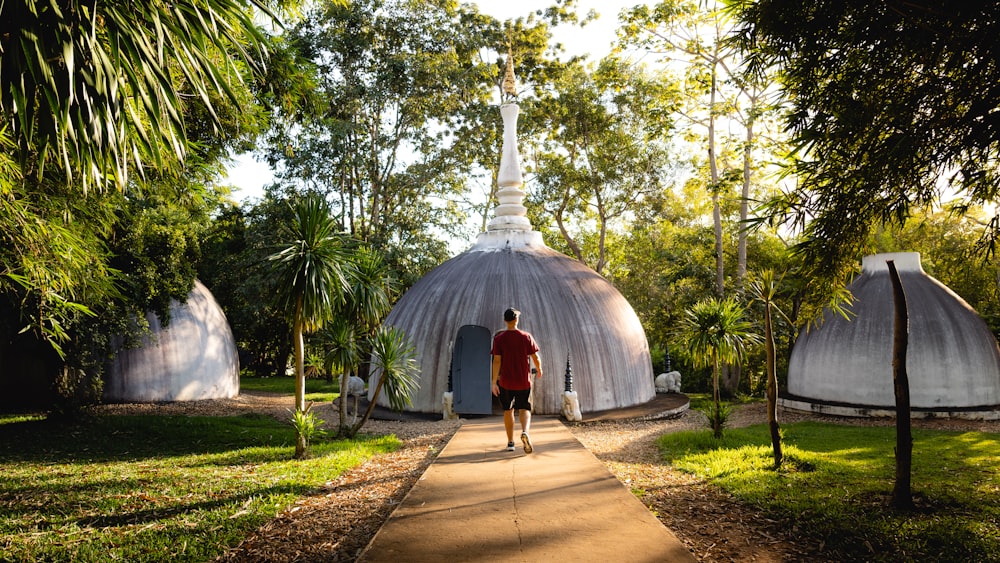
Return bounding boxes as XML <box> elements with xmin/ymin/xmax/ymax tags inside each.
<box><xmin>358</xmin><ymin>416</ymin><xmax>697</xmax><ymax>562</ymax></box>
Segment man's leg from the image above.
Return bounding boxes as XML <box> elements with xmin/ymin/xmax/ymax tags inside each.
<box><xmin>519</xmin><ymin>404</ymin><xmax>533</xmax><ymax>454</ymax></box>
<box><xmin>504</xmin><ymin>409</ymin><xmax>515</xmax><ymax>443</ymax></box>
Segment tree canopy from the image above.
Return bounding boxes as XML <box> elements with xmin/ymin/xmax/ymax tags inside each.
<box><xmin>731</xmin><ymin>0</ymin><xmax>1000</xmax><ymax>276</ymax></box>
<box><xmin>261</xmin><ymin>0</ymin><xmax>494</xmax><ymax>280</ymax></box>
<box><xmin>0</xmin><ymin>0</ymin><xmax>286</xmax><ymax>407</ymax></box>
<box><xmin>0</xmin><ymin>0</ymin><xmax>277</xmax><ymax>193</ymax></box>
<box><xmin>528</xmin><ymin>56</ymin><xmax>678</xmax><ymax>274</ymax></box>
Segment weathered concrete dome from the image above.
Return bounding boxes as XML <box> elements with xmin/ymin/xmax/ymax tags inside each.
<box><xmin>381</xmin><ymin>238</ymin><xmax>654</xmax><ymax>415</ymax></box>
<box><xmin>375</xmin><ymin>96</ymin><xmax>653</xmax><ymax>415</ymax></box>
<box><xmin>785</xmin><ymin>252</ymin><xmax>1000</xmax><ymax>416</ymax></box>
<box><xmin>105</xmin><ymin>280</ymin><xmax>239</xmax><ymax>402</ymax></box>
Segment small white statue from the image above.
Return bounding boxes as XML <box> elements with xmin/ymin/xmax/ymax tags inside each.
<box><xmin>562</xmin><ymin>390</ymin><xmax>582</xmax><ymax>422</ymax></box>
<box><xmin>655</xmin><ymin>371</ymin><xmax>682</xmax><ymax>393</ymax></box>
<box><xmin>442</xmin><ymin>391</ymin><xmax>458</xmax><ymax>420</ymax></box>
<box><xmin>344</xmin><ymin>375</ymin><xmax>366</xmax><ymax>422</ymax></box>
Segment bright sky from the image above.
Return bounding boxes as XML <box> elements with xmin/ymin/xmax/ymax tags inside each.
<box><xmin>224</xmin><ymin>0</ymin><xmax>644</xmax><ymax>202</ymax></box>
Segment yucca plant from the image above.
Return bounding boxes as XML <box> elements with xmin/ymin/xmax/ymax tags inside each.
<box><xmin>318</xmin><ymin>317</ymin><xmax>363</xmax><ymax>433</ymax></box>
<box><xmin>347</xmin><ymin>326</ymin><xmax>419</xmax><ymax>437</ymax></box>
<box><xmin>677</xmin><ymin>296</ymin><xmax>760</xmax><ymax>438</ymax></box>
<box><xmin>288</xmin><ymin>403</ymin><xmax>327</xmax><ymax>459</ymax></box>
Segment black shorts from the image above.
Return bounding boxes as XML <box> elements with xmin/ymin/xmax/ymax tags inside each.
<box><xmin>498</xmin><ymin>386</ymin><xmax>531</xmax><ymax>412</ymax></box>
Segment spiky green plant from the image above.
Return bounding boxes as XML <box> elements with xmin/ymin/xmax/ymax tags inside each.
<box><xmin>348</xmin><ymin>326</ymin><xmax>419</xmax><ymax>437</ymax></box>
<box><xmin>677</xmin><ymin>296</ymin><xmax>760</xmax><ymax>438</ymax></box>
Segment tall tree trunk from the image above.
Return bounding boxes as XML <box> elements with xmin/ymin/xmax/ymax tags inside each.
<box><xmin>712</xmin><ymin>356</ymin><xmax>723</xmax><ymax>438</ymax></box>
<box><xmin>738</xmin><ymin>111</ymin><xmax>754</xmax><ymax>286</ymax></box>
<box><xmin>339</xmin><ymin>370</ymin><xmax>351</xmax><ymax>435</ymax></box>
<box><xmin>887</xmin><ymin>260</ymin><xmax>913</xmax><ymax>509</ymax></box>
<box><xmin>554</xmin><ymin>209</ymin><xmax>585</xmax><ymax>263</ymax></box>
<box><xmin>709</xmin><ymin>65</ymin><xmax>724</xmax><ymax>297</ymax></box>
<box><xmin>294</xmin><ymin>297</ymin><xmax>306</xmax><ymax>413</ymax></box>
<box><xmin>708</xmin><ymin>59</ymin><xmax>736</xmax><ymax>395</ymax></box>
<box><xmin>764</xmin><ymin>301</ymin><xmax>782</xmax><ymax>467</ymax></box>
<box><xmin>719</xmin><ymin>364</ymin><xmax>741</xmax><ymax>397</ymax></box>
<box><xmin>480</xmin><ymin>171</ymin><xmax>499</xmax><ymax>233</ymax></box>
<box><xmin>293</xmin><ymin>296</ymin><xmax>307</xmax><ymax>458</ymax></box>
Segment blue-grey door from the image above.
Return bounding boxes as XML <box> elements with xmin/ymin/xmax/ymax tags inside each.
<box><xmin>452</xmin><ymin>324</ymin><xmax>492</xmax><ymax>414</ymax></box>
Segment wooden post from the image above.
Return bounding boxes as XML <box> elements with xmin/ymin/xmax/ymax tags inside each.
<box><xmin>887</xmin><ymin>260</ymin><xmax>913</xmax><ymax>509</ymax></box>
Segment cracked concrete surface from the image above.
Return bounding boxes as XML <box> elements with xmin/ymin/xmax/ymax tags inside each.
<box><xmin>358</xmin><ymin>417</ymin><xmax>695</xmax><ymax>562</ymax></box>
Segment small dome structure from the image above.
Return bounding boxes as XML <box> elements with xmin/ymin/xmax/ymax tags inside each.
<box><xmin>784</xmin><ymin>252</ymin><xmax>1000</xmax><ymax>417</ymax></box>
<box><xmin>376</xmin><ymin>77</ymin><xmax>654</xmax><ymax>415</ymax></box>
<box><xmin>105</xmin><ymin>280</ymin><xmax>239</xmax><ymax>402</ymax></box>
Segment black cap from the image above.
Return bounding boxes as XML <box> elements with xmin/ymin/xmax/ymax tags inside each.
<box><xmin>503</xmin><ymin>308</ymin><xmax>520</xmax><ymax>322</ymax></box>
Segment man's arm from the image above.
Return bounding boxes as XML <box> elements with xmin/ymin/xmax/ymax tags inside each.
<box><xmin>530</xmin><ymin>352</ymin><xmax>542</xmax><ymax>378</ymax></box>
<box><xmin>491</xmin><ymin>355</ymin><xmax>501</xmax><ymax>396</ymax></box>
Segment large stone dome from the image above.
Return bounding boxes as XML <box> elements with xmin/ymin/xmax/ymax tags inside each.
<box><xmin>381</xmin><ymin>237</ymin><xmax>654</xmax><ymax>415</ymax></box>
<box><xmin>105</xmin><ymin>280</ymin><xmax>239</xmax><ymax>402</ymax></box>
<box><xmin>375</xmin><ymin>94</ymin><xmax>653</xmax><ymax>415</ymax></box>
<box><xmin>786</xmin><ymin>252</ymin><xmax>1000</xmax><ymax>415</ymax></box>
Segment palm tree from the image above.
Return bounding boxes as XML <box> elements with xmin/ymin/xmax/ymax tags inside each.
<box><xmin>349</xmin><ymin>326</ymin><xmax>419</xmax><ymax>437</ymax></box>
<box><xmin>1</xmin><ymin>0</ymin><xmax>277</xmax><ymax>194</ymax></box>
<box><xmin>342</xmin><ymin>245</ymin><xmax>396</xmax><ymax>375</ymax></box>
<box><xmin>678</xmin><ymin>296</ymin><xmax>759</xmax><ymax>438</ymax></box>
<box><xmin>346</xmin><ymin>247</ymin><xmax>396</xmax><ymax>330</ymax></box>
<box><xmin>268</xmin><ymin>193</ymin><xmax>348</xmax><ymax>457</ymax></box>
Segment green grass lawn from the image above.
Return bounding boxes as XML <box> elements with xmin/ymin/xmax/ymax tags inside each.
<box><xmin>240</xmin><ymin>375</ymin><xmax>340</xmax><ymax>403</ymax></box>
<box><xmin>660</xmin><ymin>421</ymin><xmax>1000</xmax><ymax>562</ymax></box>
<box><xmin>0</xmin><ymin>412</ymin><xmax>398</xmax><ymax>562</ymax></box>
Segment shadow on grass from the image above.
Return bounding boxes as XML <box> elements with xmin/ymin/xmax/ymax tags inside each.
<box><xmin>0</xmin><ymin>410</ymin><xmax>401</xmax><ymax>563</ymax></box>
<box><xmin>0</xmin><ymin>414</ymin><xmax>295</xmax><ymax>463</ymax></box>
<box><xmin>72</xmin><ymin>483</ymin><xmax>310</xmax><ymax>529</ymax></box>
<box><xmin>658</xmin><ymin>421</ymin><xmax>1000</xmax><ymax>562</ymax></box>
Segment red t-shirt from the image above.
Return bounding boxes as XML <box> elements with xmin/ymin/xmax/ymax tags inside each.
<box><xmin>491</xmin><ymin>329</ymin><xmax>539</xmax><ymax>391</ymax></box>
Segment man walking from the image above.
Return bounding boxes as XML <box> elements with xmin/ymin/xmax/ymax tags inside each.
<box><xmin>491</xmin><ymin>307</ymin><xmax>542</xmax><ymax>453</ymax></box>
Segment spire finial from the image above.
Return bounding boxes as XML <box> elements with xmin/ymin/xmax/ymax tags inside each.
<box><xmin>502</xmin><ymin>43</ymin><xmax>517</xmax><ymax>102</ymax></box>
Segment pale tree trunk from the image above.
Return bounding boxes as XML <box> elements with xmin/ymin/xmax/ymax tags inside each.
<box><xmin>480</xmin><ymin>171</ymin><xmax>498</xmax><ymax>233</ymax></box>
<box><xmin>709</xmin><ymin>64</ymin><xmax>724</xmax><ymax>297</ymax></box>
<box><xmin>738</xmin><ymin>111</ymin><xmax>754</xmax><ymax>286</ymax></box>
<box><xmin>293</xmin><ymin>296</ymin><xmax>307</xmax><ymax>458</ymax></box>
<box><xmin>709</xmin><ymin>59</ymin><xmax>741</xmax><ymax>396</ymax></box>
<box><xmin>887</xmin><ymin>260</ymin><xmax>914</xmax><ymax>509</ymax></box>
<box><xmin>711</xmin><ymin>355</ymin><xmax>723</xmax><ymax>438</ymax></box>
<box><xmin>554</xmin><ymin>209</ymin><xmax>585</xmax><ymax>263</ymax></box>
<box><xmin>594</xmin><ymin>184</ymin><xmax>609</xmax><ymax>275</ymax></box>
<box><xmin>294</xmin><ymin>297</ymin><xmax>306</xmax><ymax>413</ymax></box>
<box><xmin>719</xmin><ymin>364</ymin><xmax>740</xmax><ymax>397</ymax></box>
<box><xmin>339</xmin><ymin>370</ymin><xmax>351</xmax><ymax>435</ymax></box>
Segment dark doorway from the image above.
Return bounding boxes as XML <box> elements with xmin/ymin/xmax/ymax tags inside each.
<box><xmin>452</xmin><ymin>325</ymin><xmax>492</xmax><ymax>414</ymax></box>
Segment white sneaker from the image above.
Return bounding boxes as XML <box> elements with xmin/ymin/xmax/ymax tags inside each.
<box><xmin>521</xmin><ymin>432</ymin><xmax>533</xmax><ymax>454</ymax></box>
<box><xmin>506</xmin><ymin>442</ymin><xmax>515</xmax><ymax>452</ymax></box>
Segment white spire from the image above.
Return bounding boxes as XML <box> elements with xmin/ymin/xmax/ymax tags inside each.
<box><xmin>471</xmin><ymin>53</ymin><xmax>544</xmax><ymax>251</ymax></box>
<box><xmin>486</xmin><ymin>103</ymin><xmax>532</xmax><ymax>232</ymax></box>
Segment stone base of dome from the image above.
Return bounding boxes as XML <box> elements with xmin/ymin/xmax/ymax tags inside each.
<box><xmin>779</xmin><ymin>396</ymin><xmax>1000</xmax><ymax>420</ymax></box>
<box><xmin>471</xmin><ymin>230</ymin><xmax>545</xmax><ymax>250</ymax></box>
